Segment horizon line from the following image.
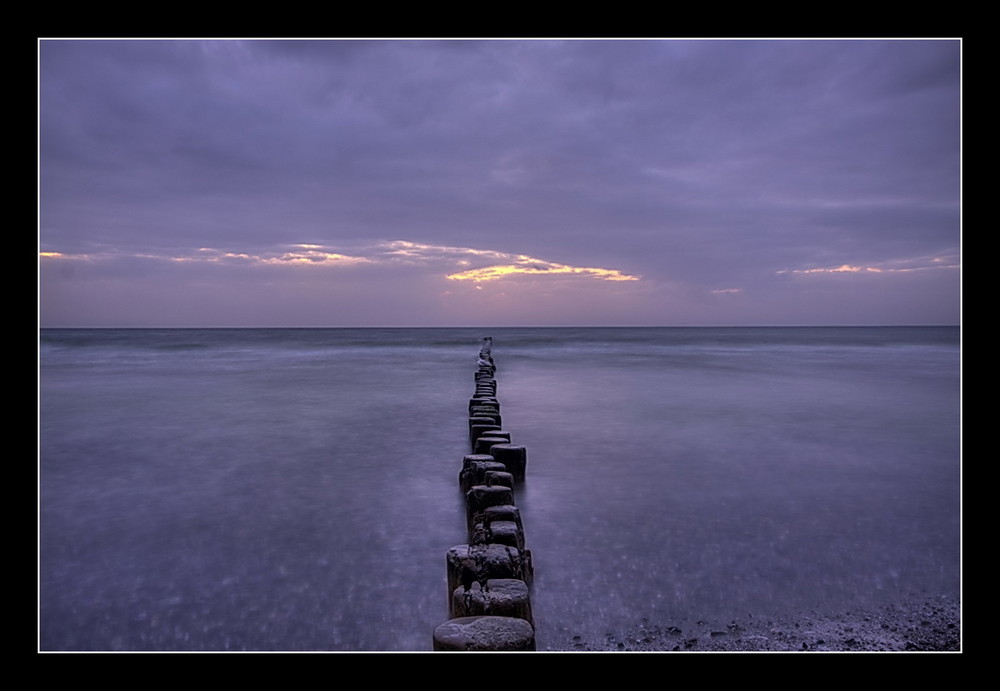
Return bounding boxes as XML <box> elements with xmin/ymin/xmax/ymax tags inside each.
<box><xmin>38</xmin><ymin>323</ymin><xmax>961</xmax><ymax>330</ymax></box>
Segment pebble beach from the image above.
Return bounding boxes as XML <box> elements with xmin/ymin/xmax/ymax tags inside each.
<box><xmin>552</xmin><ymin>594</ymin><xmax>960</xmax><ymax>652</ymax></box>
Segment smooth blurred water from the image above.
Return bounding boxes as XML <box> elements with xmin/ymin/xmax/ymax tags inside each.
<box><xmin>39</xmin><ymin>327</ymin><xmax>960</xmax><ymax>651</ymax></box>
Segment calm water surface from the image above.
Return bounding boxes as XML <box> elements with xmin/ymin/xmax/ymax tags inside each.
<box><xmin>39</xmin><ymin>327</ymin><xmax>960</xmax><ymax>650</ymax></box>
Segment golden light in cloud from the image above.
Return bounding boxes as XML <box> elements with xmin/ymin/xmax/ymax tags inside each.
<box><xmin>446</xmin><ymin>261</ymin><xmax>639</xmax><ymax>283</ymax></box>
<box><xmin>381</xmin><ymin>240</ymin><xmax>501</xmax><ymax>260</ymax></box>
<box><xmin>261</xmin><ymin>249</ymin><xmax>371</xmax><ymax>265</ymax></box>
<box><xmin>777</xmin><ymin>254</ymin><xmax>959</xmax><ymax>276</ymax></box>
<box><xmin>185</xmin><ymin>246</ymin><xmax>372</xmax><ymax>266</ymax></box>
<box><xmin>40</xmin><ymin>250</ymin><xmax>97</xmax><ymax>261</ymax></box>
<box><xmin>41</xmin><ymin>245</ymin><xmax>372</xmax><ymax>267</ymax></box>
<box><xmin>375</xmin><ymin>240</ymin><xmax>640</xmax><ymax>284</ymax></box>
<box><xmin>794</xmin><ymin>264</ymin><xmax>882</xmax><ymax>274</ymax></box>
<box><xmin>39</xmin><ymin>239</ymin><xmax>639</xmax><ymax>283</ymax></box>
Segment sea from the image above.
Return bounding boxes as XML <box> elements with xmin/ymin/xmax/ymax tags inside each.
<box><xmin>38</xmin><ymin>326</ymin><xmax>961</xmax><ymax>651</ymax></box>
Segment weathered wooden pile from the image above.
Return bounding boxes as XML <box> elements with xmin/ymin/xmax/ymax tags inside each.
<box><xmin>432</xmin><ymin>337</ymin><xmax>535</xmax><ymax>651</ymax></box>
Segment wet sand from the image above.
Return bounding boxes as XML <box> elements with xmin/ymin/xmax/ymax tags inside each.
<box><xmin>546</xmin><ymin>594</ymin><xmax>960</xmax><ymax>652</ymax></box>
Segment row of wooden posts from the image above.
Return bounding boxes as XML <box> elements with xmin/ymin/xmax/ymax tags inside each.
<box><xmin>432</xmin><ymin>337</ymin><xmax>536</xmax><ymax>651</ymax></box>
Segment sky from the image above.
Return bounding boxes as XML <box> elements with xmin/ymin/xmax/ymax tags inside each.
<box><xmin>38</xmin><ymin>39</ymin><xmax>961</xmax><ymax>327</ymax></box>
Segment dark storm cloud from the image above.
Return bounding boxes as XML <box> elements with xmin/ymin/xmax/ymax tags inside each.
<box><xmin>39</xmin><ymin>38</ymin><xmax>960</xmax><ymax>326</ymax></box>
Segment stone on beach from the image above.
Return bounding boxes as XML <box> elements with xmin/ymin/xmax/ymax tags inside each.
<box><xmin>433</xmin><ymin>616</ymin><xmax>535</xmax><ymax>651</ymax></box>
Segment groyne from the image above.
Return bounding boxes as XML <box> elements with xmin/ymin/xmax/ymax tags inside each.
<box><xmin>432</xmin><ymin>337</ymin><xmax>536</xmax><ymax>651</ymax></box>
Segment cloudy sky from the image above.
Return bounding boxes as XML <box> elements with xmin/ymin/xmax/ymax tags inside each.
<box><xmin>38</xmin><ymin>39</ymin><xmax>961</xmax><ymax>327</ymax></box>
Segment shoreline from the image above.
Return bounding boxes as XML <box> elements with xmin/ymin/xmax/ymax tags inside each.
<box><xmin>544</xmin><ymin>594</ymin><xmax>960</xmax><ymax>652</ymax></box>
